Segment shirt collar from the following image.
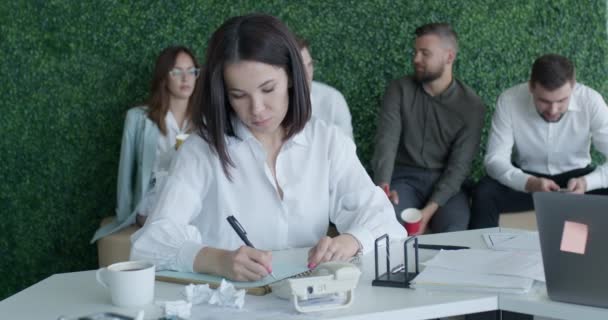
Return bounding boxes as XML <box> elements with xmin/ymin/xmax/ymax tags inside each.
<box><xmin>437</xmin><ymin>79</ymin><xmax>458</xmax><ymax>98</ymax></box>
<box><xmin>231</xmin><ymin>116</ymin><xmax>309</xmax><ymax>147</ymax></box>
<box><xmin>526</xmin><ymin>82</ymin><xmax>582</xmax><ymax>115</ymax></box>
<box><xmin>290</xmin><ymin>124</ymin><xmax>309</xmax><ymax>146</ymax></box>
<box><xmin>165</xmin><ymin>111</ymin><xmax>190</xmax><ymax>133</ymax></box>
<box><xmin>232</xmin><ymin>116</ymin><xmax>254</xmax><ymax>142</ymax></box>
<box><xmin>417</xmin><ymin>78</ymin><xmax>458</xmax><ymax>99</ymax></box>
<box><xmin>567</xmin><ymin>83</ymin><xmax>582</xmax><ymax>112</ymax></box>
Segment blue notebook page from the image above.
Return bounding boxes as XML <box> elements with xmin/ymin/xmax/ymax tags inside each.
<box><xmin>156</xmin><ymin>247</ymin><xmax>311</xmax><ymax>288</ymax></box>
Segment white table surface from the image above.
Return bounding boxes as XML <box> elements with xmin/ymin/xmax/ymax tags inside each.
<box><xmin>1</xmin><ymin>228</ymin><xmax>606</xmax><ymax>320</ymax></box>
<box><xmin>493</xmin><ymin>228</ymin><xmax>608</xmax><ymax>320</ymax></box>
<box><xmin>500</xmin><ymin>282</ymin><xmax>608</xmax><ymax>320</ymax></box>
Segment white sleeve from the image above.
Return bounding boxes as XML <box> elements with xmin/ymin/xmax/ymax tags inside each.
<box><xmin>331</xmin><ymin>91</ymin><xmax>354</xmax><ymax>140</ymax></box>
<box><xmin>484</xmin><ymin>93</ymin><xmax>532</xmax><ymax>192</ymax></box>
<box><xmin>327</xmin><ymin>128</ymin><xmax>405</xmax><ymax>252</ymax></box>
<box><xmin>130</xmin><ymin>138</ymin><xmax>210</xmax><ymax>272</ymax></box>
<box><xmin>583</xmin><ymin>91</ymin><xmax>608</xmax><ymax>191</ymax></box>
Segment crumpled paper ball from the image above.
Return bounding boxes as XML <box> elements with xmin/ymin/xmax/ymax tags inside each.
<box><xmin>185</xmin><ymin>279</ymin><xmax>246</xmax><ymax>309</ymax></box>
<box><xmin>156</xmin><ymin>300</ymin><xmax>192</xmax><ymax>319</ymax></box>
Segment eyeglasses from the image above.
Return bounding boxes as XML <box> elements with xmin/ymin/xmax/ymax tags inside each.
<box><xmin>169</xmin><ymin>67</ymin><xmax>200</xmax><ymax>79</ymax></box>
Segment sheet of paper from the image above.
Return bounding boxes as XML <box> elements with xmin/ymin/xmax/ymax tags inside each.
<box><xmin>482</xmin><ymin>232</ymin><xmax>541</xmax><ymax>251</ymax></box>
<box><xmin>411</xmin><ymin>266</ymin><xmax>534</xmax><ymax>294</ymax></box>
<box><xmin>560</xmin><ymin>221</ymin><xmax>588</xmax><ymax>255</ymax></box>
<box><xmin>422</xmin><ymin>249</ymin><xmax>545</xmax><ymax>282</ymax></box>
<box><xmin>157</xmin><ymin>248</ymin><xmax>311</xmax><ymax>289</ymax></box>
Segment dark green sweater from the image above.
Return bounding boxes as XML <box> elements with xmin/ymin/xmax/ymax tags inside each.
<box><xmin>371</xmin><ymin>76</ymin><xmax>485</xmax><ymax>206</ymax></box>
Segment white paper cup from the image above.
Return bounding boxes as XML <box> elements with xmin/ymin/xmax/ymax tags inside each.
<box><xmin>96</xmin><ymin>260</ymin><xmax>155</xmax><ymax>307</ymax></box>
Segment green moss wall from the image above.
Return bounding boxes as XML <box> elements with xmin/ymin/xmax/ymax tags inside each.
<box><xmin>1</xmin><ymin>0</ymin><xmax>607</xmax><ymax>299</ymax></box>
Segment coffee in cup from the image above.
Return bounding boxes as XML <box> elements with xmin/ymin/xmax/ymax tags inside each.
<box><xmin>96</xmin><ymin>260</ymin><xmax>155</xmax><ymax>307</ymax></box>
<box><xmin>400</xmin><ymin>208</ymin><xmax>423</xmax><ymax>235</ymax></box>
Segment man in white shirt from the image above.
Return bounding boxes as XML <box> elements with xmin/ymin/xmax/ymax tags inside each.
<box><xmin>470</xmin><ymin>54</ymin><xmax>608</xmax><ymax>228</ymax></box>
<box><xmin>296</xmin><ymin>36</ymin><xmax>354</xmax><ymax>139</ymax></box>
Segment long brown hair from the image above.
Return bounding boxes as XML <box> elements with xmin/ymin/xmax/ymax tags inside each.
<box><xmin>147</xmin><ymin>46</ymin><xmax>201</xmax><ymax>135</ymax></box>
<box><xmin>195</xmin><ymin>14</ymin><xmax>311</xmax><ymax>179</ymax></box>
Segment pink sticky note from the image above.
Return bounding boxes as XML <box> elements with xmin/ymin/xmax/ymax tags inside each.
<box><xmin>560</xmin><ymin>221</ymin><xmax>588</xmax><ymax>255</ymax></box>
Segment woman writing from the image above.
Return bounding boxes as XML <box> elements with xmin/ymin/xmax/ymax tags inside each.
<box><xmin>131</xmin><ymin>14</ymin><xmax>404</xmax><ymax>280</ymax></box>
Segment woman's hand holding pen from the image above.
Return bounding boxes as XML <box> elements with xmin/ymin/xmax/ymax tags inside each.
<box><xmin>224</xmin><ymin>246</ymin><xmax>273</xmax><ymax>281</ymax></box>
<box><xmin>307</xmin><ymin>234</ymin><xmax>359</xmax><ymax>268</ymax></box>
<box><xmin>195</xmin><ymin>246</ymin><xmax>273</xmax><ymax>281</ymax></box>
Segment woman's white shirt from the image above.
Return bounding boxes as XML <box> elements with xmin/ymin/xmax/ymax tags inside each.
<box><xmin>137</xmin><ymin>111</ymin><xmax>190</xmax><ymax>217</ymax></box>
<box><xmin>155</xmin><ymin>111</ymin><xmax>190</xmax><ymax>172</ymax></box>
<box><xmin>131</xmin><ymin>118</ymin><xmax>404</xmax><ymax>272</ymax></box>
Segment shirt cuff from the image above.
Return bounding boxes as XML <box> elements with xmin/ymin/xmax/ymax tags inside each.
<box><xmin>343</xmin><ymin>226</ymin><xmax>374</xmax><ymax>255</ymax></box>
<box><xmin>584</xmin><ymin>171</ymin><xmax>603</xmax><ymax>191</ymax></box>
<box><xmin>509</xmin><ymin>171</ymin><xmax>533</xmax><ymax>192</ymax></box>
<box><xmin>373</xmin><ymin>165</ymin><xmax>393</xmax><ymax>185</ymax></box>
<box><xmin>177</xmin><ymin>241</ymin><xmax>205</xmax><ymax>272</ymax></box>
<box><xmin>430</xmin><ymin>190</ymin><xmax>450</xmax><ymax>207</ymax></box>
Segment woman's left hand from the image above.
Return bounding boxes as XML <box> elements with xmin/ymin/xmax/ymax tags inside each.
<box><xmin>307</xmin><ymin>234</ymin><xmax>360</xmax><ymax>268</ymax></box>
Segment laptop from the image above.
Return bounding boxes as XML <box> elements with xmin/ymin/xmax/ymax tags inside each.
<box><xmin>533</xmin><ymin>192</ymin><xmax>608</xmax><ymax>308</ymax></box>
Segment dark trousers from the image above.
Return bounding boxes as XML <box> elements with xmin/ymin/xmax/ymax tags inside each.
<box><xmin>391</xmin><ymin>166</ymin><xmax>471</xmax><ymax>233</ymax></box>
<box><xmin>470</xmin><ymin>166</ymin><xmax>608</xmax><ymax>229</ymax></box>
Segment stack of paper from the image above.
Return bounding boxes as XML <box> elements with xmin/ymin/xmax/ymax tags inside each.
<box><xmin>422</xmin><ymin>249</ymin><xmax>545</xmax><ymax>282</ymax></box>
<box><xmin>411</xmin><ymin>249</ymin><xmax>544</xmax><ymax>294</ymax></box>
<box><xmin>411</xmin><ymin>267</ymin><xmax>534</xmax><ymax>294</ymax></box>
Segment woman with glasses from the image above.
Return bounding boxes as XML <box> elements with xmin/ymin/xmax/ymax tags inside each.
<box><xmin>130</xmin><ymin>14</ymin><xmax>404</xmax><ymax>281</ymax></box>
<box><xmin>91</xmin><ymin>46</ymin><xmax>201</xmax><ymax>242</ymax></box>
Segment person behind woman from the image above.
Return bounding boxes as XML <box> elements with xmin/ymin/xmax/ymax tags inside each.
<box><xmin>130</xmin><ymin>14</ymin><xmax>404</xmax><ymax>281</ymax></box>
<box><xmin>91</xmin><ymin>46</ymin><xmax>201</xmax><ymax>243</ymax></box>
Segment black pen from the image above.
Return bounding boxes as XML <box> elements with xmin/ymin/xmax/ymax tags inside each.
<box><xmin>226</xmin><ymin>215</ymin><xmax>277</xmax><ymax>280</ymax></box>
<box><xmin>416</xmin><ymin>244</ymin><xmax>470</xmax><ymax>250</ymax></box>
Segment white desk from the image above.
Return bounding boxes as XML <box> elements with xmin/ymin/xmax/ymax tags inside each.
<box><xmin>1</xmin><ymin>228</ymin><xmax>606</xmax><ymax>320</ymax></box>
<box><xmin>500</xmin><ymin>283</ymin><xmax>608</xmax><ymax>320</ymax></box>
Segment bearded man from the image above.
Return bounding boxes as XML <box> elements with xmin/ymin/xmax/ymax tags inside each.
<box><xmin>371</xmin><ymin>22</ymin><xmax>485</xmax><ymax>234</ymax></box>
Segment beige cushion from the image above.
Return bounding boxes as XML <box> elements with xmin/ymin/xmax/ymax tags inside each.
<box><xmin>97</xmin><ymin>216</ymin><xmax>140</xmax><ymax>267</ymax></box>
<box><xmin>498</xmin><ymin>211</ymin><xmax>537</xmax><ymax>230</ymax></box>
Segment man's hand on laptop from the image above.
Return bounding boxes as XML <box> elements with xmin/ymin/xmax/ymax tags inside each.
<box><xmin>525</xmin><ymin>176</ymin><xmax>560</xmax><ymax>193</ymax></box>
<box><xmin>566</xmin><ymin>177</ymin><xmax>587</xmax><ymax>194</ymax></box>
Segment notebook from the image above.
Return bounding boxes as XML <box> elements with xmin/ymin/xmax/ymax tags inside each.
<box><xmin>534</xmin><ymin>192</ymin><xmax>608</xmax><ymax>308</ymax></box>
<box><xmin>156</xmin><ymin>248</ymin><xmax>312</xmax><ymax>295</ymax></box>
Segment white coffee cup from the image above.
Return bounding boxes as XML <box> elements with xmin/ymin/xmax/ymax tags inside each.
<box><xmin>96</xmin><ymin>260</ymin><xmax>155</xmax><ymax>307</ymax></box>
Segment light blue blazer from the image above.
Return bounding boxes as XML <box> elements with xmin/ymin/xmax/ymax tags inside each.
<box><xmin>91</xmin><ymin>106</ymin><xmax>159</xmax><ymax>242</ymax></box>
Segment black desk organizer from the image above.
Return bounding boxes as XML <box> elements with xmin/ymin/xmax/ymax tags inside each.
<box><xmin>372</xmin><ymin>234</ymin><xmax>420</xmax><ymax>288</ymax></box>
